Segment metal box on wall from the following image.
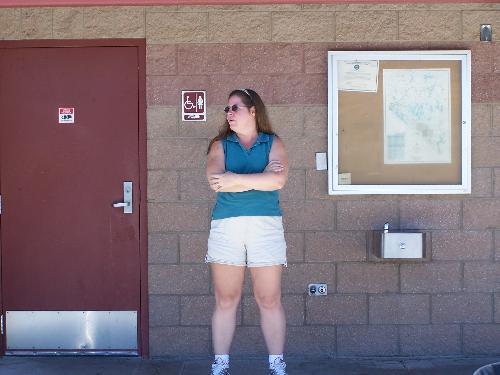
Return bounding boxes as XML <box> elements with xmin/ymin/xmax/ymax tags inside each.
<box><xmin>373</xmin><ymin>231</ymin><xmax>426</xmax><ymax>259</ymax></box>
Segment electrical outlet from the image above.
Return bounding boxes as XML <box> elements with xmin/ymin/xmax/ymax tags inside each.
<box><xmin>308</xmin><ymin>283</ymin><xmax>327</xmax><ymax>296</ymax></box>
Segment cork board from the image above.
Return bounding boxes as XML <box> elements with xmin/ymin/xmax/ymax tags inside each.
<box><xmin>328</xmin><ymin>51</ymin><xmax>471</xmax><ymax>194</ymax></box>
<box><xmin>339</xmin><ymin>60</ymin><xmax>461</xmax><ymax>184</ymax></box>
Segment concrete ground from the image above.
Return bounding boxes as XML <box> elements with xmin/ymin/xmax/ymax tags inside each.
<box><xmin>0</xmin><ymin>356</ymin><xmax>499</xmax><ymax>375</ymax></box>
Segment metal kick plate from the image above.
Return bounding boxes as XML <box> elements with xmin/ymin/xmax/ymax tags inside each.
<box><xmin>6</xmin><ymin>311</ymin><xmax>137</xmax><ymax>351</ymax></box>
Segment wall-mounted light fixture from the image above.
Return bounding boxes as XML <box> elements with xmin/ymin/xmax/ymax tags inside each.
<box><xmin>480</xmin><ymin>24</ymin><xmax>492</xmax><ymax>42</ymax></box>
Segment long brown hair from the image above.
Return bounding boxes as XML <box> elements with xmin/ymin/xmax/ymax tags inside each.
<box><xmin>207</xmin><ymin>89</ymin><xmax>275</xmax><ymax>154</ymax></box>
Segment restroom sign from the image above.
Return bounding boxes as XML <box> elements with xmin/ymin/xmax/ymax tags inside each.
<box><xmin>182</xmin><ymin>91</ymin><xmax>206</xmax><ymax>121</ymax></box>
<box><xmin>59</xmin><ymin>108</ymin><xmax>75</xmax><ymax>124</ymax></box>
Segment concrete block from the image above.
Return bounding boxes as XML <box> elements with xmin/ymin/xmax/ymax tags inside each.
<box><xmin>306</xmin><ymin>294</ymin><xmax>367</xmax><ymax>324</ymax></box>
<box><xmin>336</xmin><ymin>11</ymin><xmax>397</xmax><ymax>41</ymax></box>
<box><xmin>148</xmin><ymin>170</ymin><xmax>179</xmax><ymax>202</ymax></box>
<box><xmin>20</xmin><ymin>8</ymin><xmax>52</xmax><ymax>39</ymax></box>
<box><xmin>472</xmin><ymin>137</ymin><xmax>500</xmax><ymax>167</ymax></box>
<box><xmin>464</xmin><ymin>262</ymin><xmax>500</xmax><ymax>292</ymax></box>
<box><xmin>286</xmin><ymin>326</ymin><xmax>335</xmax><ymax>356</ymax></box>
<box><xmin>471</xmin><ymin>168</ymin><xmax>493</xmax><ymax>197</ymax></box>
<box><xmin>272</xmin><ymin>74</ymin><xmax>327</xmax><ymax>105</ymax></box>
<box><xmin>398</xmin><ymin>11</ymin><xmax>461</xmax><ymax>41</ymax></box>
<box><xmin>209</xmin><ymin>12</ymin><xmax>271</xmax><ymax>42</ymax></box>
<box><xmin>281</xmin><ymin>200</ymin><xmax>334</xmax><ymax>231</ymax></box>
<box><xmin>149</xmin><ymin>233</ymin><xmax>179</xmax><ymax>264</ymax></box>
<box><xmin>178</xmin><ymin>43</ymin><xmax>240</xmax><ymax>75</ymax></box>
<box><xmin>149</xmin><ymin>295</ymin><xmax>180</xmax><ymax>326</ymax></box>
<box><xmin>285</xmin><ymin>232</ymin><xmax>305</xmax><ymax>263</ymax></box>
<box><xmin>400</xmin><ymin>200</ymin><xmax>461</xmax><ymax>230</ymax></box>
<box><xmin>53</xmin><ymin>8</ymin><xmax>84</xmax><ymax>39</ymax></box>
<box><xmin>147</xmin><ymin>12</ymin><xmax>207</xmax><ymax>43</ymax></box>
<box><xmin>147</xmin><ymin>106</ymin><xmax>178</xmax><ymax>139</ymax></box>
<box><xmin>0</xmin><ymin>8</ymin><xmax>20</xmax><ymax>39</ymax></box>
<box><xmin>149</xmin><ymin>327</ymin><xmax>210</xmax><ymax>356</ymax></box>
<box><xmin>400</xmin><ymin>324</ymin><xmax>461</xmax><ymax>355</ymax></box>
<box><xmin>146</xmin><ymin>44</ymin><xmax>177</xmax><ymax>75</ymax></box>
<box><xmin>369</xmin><ymin>294</ymin><xmax>430</xmax><ymax>324</ymax></box>
<box><xmin>337</xmin><ymin>263</ymin><xmax>399</xmax><ymax>293</ymax></box>
<box><xmin>401</xmin><ymin>263</ymin><xmax>461</xmax><ymax>293</ymax></box>
<box><xmin>432</xmin><ymin>230</ymin><xmax>493</xmax><ymax>260</ymax></box>
<box><xmin>267</xmin><ymin>106</ymin><xmax>304</xmax><ymax>137</ymax></box>
<box><xmin>180</xmin><ymin>170</ymin><xmax>214</xmax><ymax>202</ymax></box>
<box><xmin>180</xmin><ymin>295</ymin><xmax>219</xmax><ymax>325</ymax></box>
<box><xmin>83</xmin><ymin>6</ymin><xmax>144</xmax><ymax>38</ymax></box>
<box><xmin>148</xmin><ymin>202</ymin><xmax>209</xmax><ymax>232</ymax></box>
<box><xmin>179</xmin><ymin>232</ymin><xmax>209</xmax><ymax>264</ymax></box>
<box><xmin>472</xmin><ymin>103</ymin><xmax>492</xmax><ymax>136</ymax></box>
<box><xmin>305</xmin><ymin>231</ymin><xmax>366</xmax><ymax>262</ymax></box>
<box><xmin>464</xmin><ymin>198</ymin><xmax>500</xmax><ymax>229</ymax></box>
<box><xmin>149</xmin><ymin>264</ymin><xmax>210</xmax><ymax>294</ymax></box>
<box><xmin>337</xmin><ymin>200</ymin><xmax>399</xmax><ymax>230</ymax></box>
<box><xmin>432</xmin><ymin>293</ymin><xmax>492</xmax><ymax>323</ymax></box>
<box><xmin>271</xmin><ymin>12</ymin><xmax>335</xmax><ymax>42</ymax></box>
<box><xmin>280</xmin><ymin>170</ymin><xmax>306</xmax><ymax>201</ymax></box>
<box><xmin>305</xmin><ymin>170</ymin><xmax>329</xmax><ymax>200</ymax></box>
<box><xmin>147</xmin><ymin>138</ymin><xmax>207</xmax><ymax>169</ymax></box>
<box><xmin>463</xmin><ymin>324</ymin><xmax>500</xmax><ymax>354</ymax></box>
<box><xmin>241</xmin><ymin>43</ymin><xmax>303</xmax><ymax>74</ymax></box>
<box><xmin>337</xmin><ymin>325</ymin><xmax>398</xmax><ymax>356</ymax></box>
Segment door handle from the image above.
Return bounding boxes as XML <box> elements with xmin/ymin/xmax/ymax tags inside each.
<box><xmin>112</xmin><ymin>202</ymin><xmax>129</xmax><ymax>208</ymax></box>
<box><xmin>113</xmin><ymin>182</ymin><xmax>133</xmax><ymax>214</ymax></box>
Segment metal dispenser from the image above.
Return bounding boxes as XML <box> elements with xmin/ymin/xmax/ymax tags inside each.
<box><xmin>373</xmin><ymin>223</ymin><xmax>425</xmax><ymax>259</ymax></box>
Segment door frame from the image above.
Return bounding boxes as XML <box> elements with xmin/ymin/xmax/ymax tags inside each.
<box><xmin>0</xmin><ymin>39</ymin><xmax>148</xmax><ymax>357</ymax></box>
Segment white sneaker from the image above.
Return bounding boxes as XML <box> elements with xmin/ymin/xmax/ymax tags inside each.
<box><xmin>269</xmin><ymin>357</ymin><xmax>287</xmax><ymax>375</ymax></box>
<box><xmin>211</xmin><ymin>357</ymin><xmax>230</xmax><ymax>375</ymax></box>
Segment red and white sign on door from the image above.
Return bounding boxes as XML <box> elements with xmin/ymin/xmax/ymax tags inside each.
<box><xmin>182</xmin><ymin>91</ymin><xmax>206</xmax><ymax>121</ymax></box>
<box><xmin>59</xmin><ymin>107</ymin><xmax>75</xmax><ymax>124</ymax></box>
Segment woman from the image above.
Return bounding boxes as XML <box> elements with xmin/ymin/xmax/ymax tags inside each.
<box><xmin>206</xmin><ymin>89</ymin><xmax>288</xmax><ymax>375</ymax></box>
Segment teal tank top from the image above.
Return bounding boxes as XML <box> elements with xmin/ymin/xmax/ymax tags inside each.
<box><xmin>211</xmin><ymin>132</ymin><xmax>282</xmax><ymax>220</ymax></box>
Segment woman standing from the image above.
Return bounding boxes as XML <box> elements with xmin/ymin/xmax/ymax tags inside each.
<box><xmin>206</xmin><ymin>89</ymin><xmax>288</xmax><ymax>375</ymax></box>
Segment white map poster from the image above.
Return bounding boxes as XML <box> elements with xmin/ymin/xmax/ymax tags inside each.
<box><xmin>383</xmin><ymin>69</ymin><xmax>451</xmax><ymax>164</ymax></box>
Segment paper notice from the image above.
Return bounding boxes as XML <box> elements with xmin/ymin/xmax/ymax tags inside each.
<box><xmin>338</xmin><ymin>173</ymin><xmax>352</xmax><ymax>185</ymax></box>
<box><xmin>338</xmin><ymin>60</ymin><xmax>379</xmax><ymax>92</ymax></box>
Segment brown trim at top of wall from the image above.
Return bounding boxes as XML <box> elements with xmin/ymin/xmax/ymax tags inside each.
<box><xmin>1</xmin><ymin>0</ymin><xmax>499</xmax><ymax>7</ymax></box>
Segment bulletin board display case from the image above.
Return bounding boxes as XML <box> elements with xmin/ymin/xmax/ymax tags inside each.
<box><xmin>327</xmin><ymin>50</ymin><xmax>471</xmax><ymax>195</ymax></box>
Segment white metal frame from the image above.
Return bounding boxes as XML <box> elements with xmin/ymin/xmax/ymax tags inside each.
<box><xmin>327</xmin><ymin>50</ymin><xmax>471</xmax><ymax>195</ymax></box>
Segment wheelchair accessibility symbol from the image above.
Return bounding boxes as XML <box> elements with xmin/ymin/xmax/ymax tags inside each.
<box><xmin>182</xmin><ymin>91</ymin><xmax>206</xmax><ymax>121</ymax></box>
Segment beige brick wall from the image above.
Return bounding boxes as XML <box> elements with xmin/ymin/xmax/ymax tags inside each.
<box><xmin>1</xmin><ymin>2</ymin><xmax>500</xmax><ymax>358</ymax></box>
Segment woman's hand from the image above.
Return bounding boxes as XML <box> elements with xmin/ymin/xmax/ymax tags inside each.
<box><xmin>264</xmin><ymin>160</ymin><xmax>285</xmax><ymax>173</ymax></box>
<box><xmin>208</xmin><ymin>171</ymin><xmax>239</xmax><ymax>192</ymax></box>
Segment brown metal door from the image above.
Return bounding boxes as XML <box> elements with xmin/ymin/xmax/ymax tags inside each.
<box><xmin>0</xmin><ymin>46</ymin><xmax>141</xmax><ymax>354</ymax></box>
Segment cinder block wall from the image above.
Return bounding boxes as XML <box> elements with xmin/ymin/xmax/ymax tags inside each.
<box><xmin>1</xmin><ymin>3</ymin><xmax>499</xmax><ymax>358</ymax></box>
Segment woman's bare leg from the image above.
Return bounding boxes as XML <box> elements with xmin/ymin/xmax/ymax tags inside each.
<box><xmin>250</xmin><ymin>265</ymin><xmax>286</xmax><ymax>354</ymax></box>
<box><xmin>211</xmin><ymin>263</ymin><xmax>246</xmax><ymax>354</ymax></box>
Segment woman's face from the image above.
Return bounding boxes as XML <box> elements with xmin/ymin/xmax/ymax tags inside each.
<box><xmin>226</xmin><ymin>94</ymin><xmax>256</xmax><ymax>135</ymax></box>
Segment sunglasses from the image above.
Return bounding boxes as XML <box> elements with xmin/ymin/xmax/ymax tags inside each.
<box><xmin>223</xmin><ymin>104</ymin><xmax>250</xmax><ymax>113</ymax></box>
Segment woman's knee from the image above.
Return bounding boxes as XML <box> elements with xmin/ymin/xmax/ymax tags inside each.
<box><xmin>255</xmin><ymin>293</ymin><xmax>282</xmax><ymax>310</ymax></box>
<box><xmin>215</xmin><ymin>292</ymin><xmax>241</xmax><ymax>311</ymax></box>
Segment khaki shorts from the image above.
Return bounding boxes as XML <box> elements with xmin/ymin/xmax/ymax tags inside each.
<box><xmin>206</xmin><ymin>216</ymin><xmax>287</xmax><ymax>267</ymax></box>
